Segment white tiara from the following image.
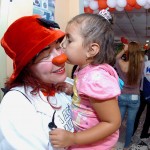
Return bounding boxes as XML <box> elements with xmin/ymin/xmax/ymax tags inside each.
<box><xmin>98</xmin><ymin>8</ymin><xmax>112</xmax><ymax>23</ymax></box>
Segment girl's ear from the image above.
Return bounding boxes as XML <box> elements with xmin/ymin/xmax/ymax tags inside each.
<box><xmin>86</xmin><ymin>43</ymin><xmax>100</xmax><ymax>58</ymax></box>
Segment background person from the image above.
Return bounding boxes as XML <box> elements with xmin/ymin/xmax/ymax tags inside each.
<box><xmin>115</xmin><ymin>42</ymin><xmax>144</xmax><ymax>149</ymax></box>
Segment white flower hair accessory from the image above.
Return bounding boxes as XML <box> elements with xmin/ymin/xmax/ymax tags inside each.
<box><xmin>98</xmin><ymin>8</ymin><xmax>112</xmax><ymax>23</ymax></box>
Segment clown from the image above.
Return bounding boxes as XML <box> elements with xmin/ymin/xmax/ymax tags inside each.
<box><xmin>0</xmin><ymin>15</ymin><xmax>74</xmax><ymax>150</ymax></box>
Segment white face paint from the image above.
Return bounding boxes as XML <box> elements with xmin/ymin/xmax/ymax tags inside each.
<box><xmin>30</xmin><ymin>42</ymin><xmax>66</xmax><ymax>84</ymax></box>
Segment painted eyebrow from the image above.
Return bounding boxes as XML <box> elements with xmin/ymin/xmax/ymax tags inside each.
<box><xmin>42</xmin><ymin>45</ymin><xmax>51</xmax><ymax>51</ymax></box>
<box><xmin>36</xmin><ymin>45</ymin><xmax>50</xmax><ymax>57</ymax></box>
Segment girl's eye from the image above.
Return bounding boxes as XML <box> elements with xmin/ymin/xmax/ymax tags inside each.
<box><xmin>68</xmin><ymin>39</ymin><xmax>71</xmax><ymax>43</ymax></box>
<box><xmin>67</xmin><ymin>38</ymin><xmax>72</xmax><ymax>43</ymax></box>
<box><xmin>56</xmin><ymin>46</ymin><xmax>61</xmax><ymax>50</ymax></box>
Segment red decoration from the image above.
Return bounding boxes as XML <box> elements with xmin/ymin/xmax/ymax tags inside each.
<box><xmin>125</xmin><ymin>4</ymin><xmax>133</xmax><ymax>11</ymax></box>
<box><xmin>134</xmin><ymin>2</ymin><xmax>142</xmax><ymax>9</ymax></box>
<box><xmin>121</xmin><ymin>37</ymin><xmax>128</xmax><ymax>44</ymax></box>
<box><xmin>127</xmin><ymin>0</ymin><xmax>136</xmax><ymax>7</ymax></box>
<box><xmin>144</xmin><ymin>45</ymin><xmax>149</xmax><ymax>50</ymax></box>
<box><xmin>109</xmin><ymin>7</ymin><xmax>115</xmax><ymax>12</ymax></box>
<box><xmin>84</xmin><ymin>7</ymin><xmax>94</xmax><ymax>13</ymax></box>
<box><xmin>98</xmin><ymin>0</ymin><xmax>107</xmax><ymax>10</ymax></box>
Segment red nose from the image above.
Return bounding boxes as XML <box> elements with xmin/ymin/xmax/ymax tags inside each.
<box><xmin>52</xmin><ymin>53</ymin><xmax>68</xmax><ymax>66</ymax></box>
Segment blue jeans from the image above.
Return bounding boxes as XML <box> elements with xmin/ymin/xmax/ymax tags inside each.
<box><xmin>118</xmin><ymin>94</ymin><xmax>140</xmax><ymax>148</ymax></box>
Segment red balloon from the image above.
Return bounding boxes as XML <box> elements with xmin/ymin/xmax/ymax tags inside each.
<box><xmin>121</xmin><ymin>37</ymin><xmax>125</xmax><ymax>43</ymax></box>
<box><xmin>127</xmin><ymin>0</ymin><xmax>136</xmax><ymax>7</ymax></box>
<box><xmin>84</xmin><ymin>7</ymin><xmax>94</xmax><ymax>13</ymax></box>
<box><xmin>109</xmin><ymin>7</ymin><xmax>115</xmax><ymax>12</ymax></box>
<box><xmin>98</xmin><ymin>0</ymin><xmax>107</xmax><ymax>9</ymax></box>
<box><xmin>124</xmin><ymin>39</ymin><xmax>129</xmax><ymax>44</ymax></box>
<box><xmin>121</xmin><ymin>37</ymin><xmax>128</xmax><ymax>44</ymax></box>
<box><xmin>125</xmin><ymin>4</ymin><xmax>133</xmax><ymax>11</ymax></box>
<box><xmin>134</xmin><ymin>2</ymin><xmax>141</xmax><ymax>9</ymax></box>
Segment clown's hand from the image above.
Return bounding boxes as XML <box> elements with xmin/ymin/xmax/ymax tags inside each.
<box><xmin>49</xmin><ymin>128</ymin><xmax>75</xmax><ymax>148</ymax></box>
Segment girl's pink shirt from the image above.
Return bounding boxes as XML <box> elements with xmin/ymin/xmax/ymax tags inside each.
<box><xmin>70</xmin><ymin>64</ymin><xmax>121</xmax><ymax>150</ymax></box>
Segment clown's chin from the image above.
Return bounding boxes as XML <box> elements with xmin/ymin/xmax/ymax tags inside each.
<box><xmin>43</xmin><ymin>71</ymin><xmax>67</xmax><ymax>84</ymax></box>
<box><xmin>54</xmin><ymin>73</ymin><xmax>67</xmax><ymax>83</ymax></box>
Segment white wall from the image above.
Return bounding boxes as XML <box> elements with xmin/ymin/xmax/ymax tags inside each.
<box><xmin>0</xmin><ymin>0</ymin><xmax>10</xmax><ymax>100</ymax></box>
<box><xmin>0</xmin><ymin>0</ymin><xmax>33</xmax><ymax>100</ymax></box>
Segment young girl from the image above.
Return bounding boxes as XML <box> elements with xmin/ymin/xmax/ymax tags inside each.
<box><xmin>50</xmin><ymin>10</ymin><xmax>121</xmax><ymax>150</ymax></box>
<box><xmin>0</xmin><ymin>15</ymin><xmax>74</xmax><ymax>150</ymax></box>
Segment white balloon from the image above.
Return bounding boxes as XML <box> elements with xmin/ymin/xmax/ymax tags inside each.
<box><xmin>117</xmin><ymin>0</ymin><xmax>127</xmax><ymax>8</ymax></box>
<box><xmin>116</xmin><ymin>5</ymin><xmax>124</xmax><ymax>11</ymax></box>
<box><xmin>107</xmin><ymin>0</ymin><xmax>117</xmax><ymax>8</ymax></box>
<box><xmin>144</xmin><ymin>4</ymin><xmax>150</xmax><ymax>9</ymax></box>
<box><xmin>137</xmin><ymin>0</ymin><xmax>147</xmax><ymax>6</ymax></box>
<box><xmin>84</xmin><ymin>0</ymin><xmax>90</xmax><ymax>7</ymax></box>
<box><xmin>147</xmin><ymin>0</ymin><xmax>150</xmax><ymax>4</ymax></box>
<box><xmin>89</xmin><ymin>0</ymin><xmax>99</xmax><ymax>10</ymax></box>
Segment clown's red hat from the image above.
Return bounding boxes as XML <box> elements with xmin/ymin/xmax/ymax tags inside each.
<box><xmin>1</xmin><ymin>15</ymin><xmax>65</xmax><ymax>79</ymax></box>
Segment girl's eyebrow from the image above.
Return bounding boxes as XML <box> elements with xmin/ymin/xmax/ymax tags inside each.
<box><xmin>65</xmin><ymin>33</ymin><xmax>72</xmax><ymax>38</ymax></box>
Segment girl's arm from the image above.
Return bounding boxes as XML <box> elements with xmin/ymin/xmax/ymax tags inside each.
<box><xmin>49</xmin><ymin>97</ymin><xmax>121</xmax><ymax>148</ymax></box>
<box><xmin>116</xmin><ymin>44</ymin><xmax>128</xmax><ymax>60</ymax></box>
<box><xmin>116</xmin><ymin>44</ymin><xmax>129</xmax><ymax>72</ymax></box>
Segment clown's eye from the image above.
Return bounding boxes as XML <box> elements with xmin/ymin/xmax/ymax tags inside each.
<box><xmin>42</xmin><ymin>50</ymin><xmax>51</xmax><ymax>59</ymax></box>
<box><xmin>32</xmin><ymin>46</ymin><xmax>51</xmax><ymax>63</ymax></box>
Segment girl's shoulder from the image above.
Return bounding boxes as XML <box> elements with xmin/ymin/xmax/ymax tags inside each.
<box><xmin>88</xmin><ymin>64</ymin><xmax>118</xmax><ymax>79</ymax></box>
<box><xmin>76</xmin><ymin>64</ymin><xmax>121</xmax><ymax>99</ymax></box>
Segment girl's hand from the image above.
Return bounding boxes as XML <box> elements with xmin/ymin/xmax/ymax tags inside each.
<box><xmin>55</xmin><ymin>82</ymin><xmax>73</xmax><ymax>95</ymax></box>
<box><xmin>123</xmin><ymin>44</ymin><xmax>128</xmax><ymax>52</ymax></box>
<box><xmin>49</xmin><ymin>128</ymin><xmax>75</xmax><ymax>148</ymax></box>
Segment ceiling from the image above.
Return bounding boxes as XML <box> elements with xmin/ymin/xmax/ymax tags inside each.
<box><xmin>112</xmin><ymin>8</ymin><xmax>150</xmax><ymax>46</ymax></box>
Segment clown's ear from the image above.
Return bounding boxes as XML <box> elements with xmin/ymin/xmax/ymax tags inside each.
<box><xmin>37</xmin><ymin>18</ymin><xmax>60</xmax><ymax>29</ymax></box>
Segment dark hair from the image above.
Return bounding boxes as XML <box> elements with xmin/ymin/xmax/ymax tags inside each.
<box><xmin>67</xmin><ymin>13</ymin><xmax>115</xmax><ymax>66</ymax></box>
<box><xmin>146</xmin><ymin>49</ymin><xmax>150</xmax><ymax>60</ymax></box>
<box><xmin>71</xmin><ymin>65</ymin><xmax>78</xmax><ymax>79</ymax></box>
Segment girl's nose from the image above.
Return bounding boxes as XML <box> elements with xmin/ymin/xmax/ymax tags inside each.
<box><xmin>52</xmin><ymin>53</ymin><xmax>67</xmax><ymax>66</ymax></box>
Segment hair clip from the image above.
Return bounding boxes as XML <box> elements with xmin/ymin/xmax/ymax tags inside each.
<box><xmin>98</xmin><ymin>8</ymin><xmax>112</xmax><ymax>23</ymax></box>
<box><xmin>37</xmin><ymin>18</ymin><xmax>60</xmax><ymax>29</ymax></box>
